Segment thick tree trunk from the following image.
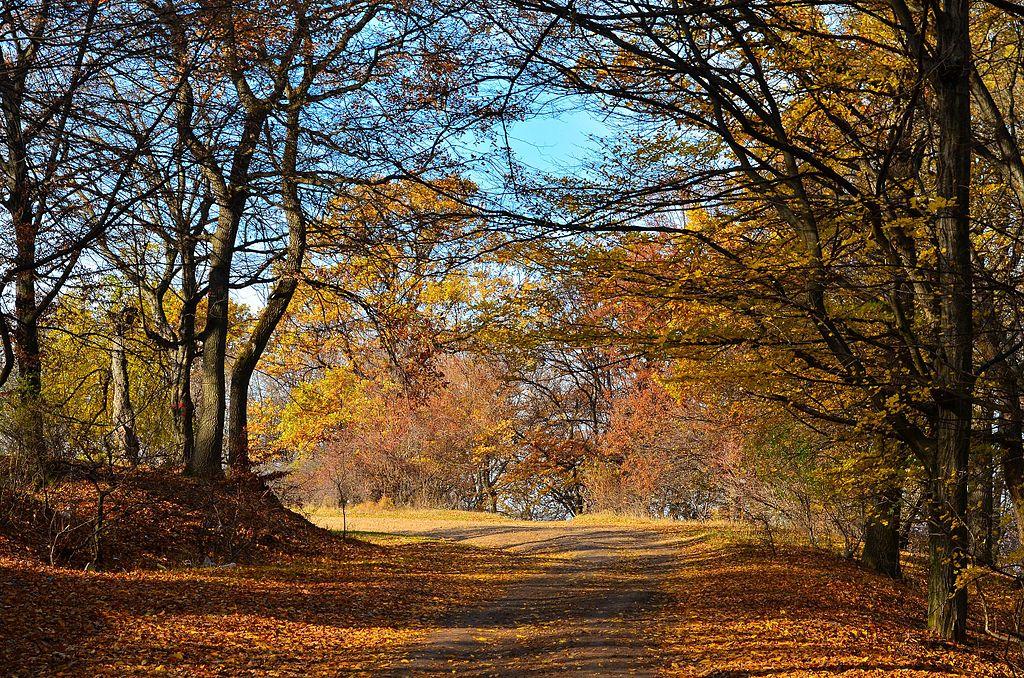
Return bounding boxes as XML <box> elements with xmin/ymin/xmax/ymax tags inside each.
<box><xmin>926</xmin><ymin>477</ymin><xmax>969</xmax><ymax>640</ymax></box>
<box><xmin>190</xmin><ymin>276</ymin><xmax>227</xmax><ymax>478</ymax></box>
<box><xmin>14</xmin><ymin>232</ymin><xmax>45</xmax><ymax>474</ymax></box>
<box><xmin>109</xmin><ymin>309</ymin><xmax>140</xmax><ymax>465</ymax></box>
<box><xmin>6</xmin><ymin>110</ymin><xmax>46</xmax><ymax>476</ymax></box>
<box><xmin>479</xmin><ymin>468</ymin><xmax>499</xmax><ymax>513</ymax></box>
<box><xmin>927</xmin><ymin>0</ymin><xmax>973</xmax><ymax>642</ymax></box>
<box><xmin>174</xmin><ymin>341</ymin><xmax>196</xmax><ymax>468</ymax></box>
<box><xmin>188</xmin><ymin>210</ymin><xmax>238</xmax><ymax>480</ymax></box>
<box><xmin>225</xmin><ymin>367</ymin><xmax>251</xmax><ymax>473</ymax></box>
<box><xmin>863</xmin><ymin>485</ymin><xmax>902</xmax><ymax>578</ymax></box>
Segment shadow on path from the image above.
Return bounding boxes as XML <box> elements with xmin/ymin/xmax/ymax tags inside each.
<box><xmin>376</xmin><ymin>523</ymin><xmax>705</xmax><ymax>676</ymax></box>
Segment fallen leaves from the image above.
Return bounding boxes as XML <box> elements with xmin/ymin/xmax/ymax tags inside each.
<box><xmin>1</xmin><ymin>511</ymin><xmax>1017</xmax><ymax>676</ymax></box>
<box><xmin>0</xmin><ymin>539</ymin><xmax>518</xmax><ymax>676</ymax></box>
<box><xmin>655</xmin><ymin>540</ymin><xmax>1013</xmax><ymax>676</ymax></box>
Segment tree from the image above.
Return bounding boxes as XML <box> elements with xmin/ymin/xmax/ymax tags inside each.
<box><xmin>150</xmin><ymin>0</ymin><xmax>295</xmax><ymax>479</ymax></box>
<box><xmin>488</xmin><ymin>0</ymin><xmax>1024</xmax><ymax>638</ymax></box>
<box><xmin>108</xmin><ymin>305</ymin><xmax>141</xmax><ymax>466</ymax></box>
<box><xmin>925</xmin><ymin>0</ymin><xmax>973</xmax><ymax>638</ymax></box>
<box><xmin>0</xmin><ymin>0</ymin><xmax>154</xmax><ymax>475</ymax></box>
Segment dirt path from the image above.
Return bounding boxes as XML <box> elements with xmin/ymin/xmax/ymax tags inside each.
<box><xmin>299</xmin><ymin>512</ymin><xmax>1011</xmax><ymax>675</ymax></box>
<box><xmin>5</xmin><ymin>507</ymin><xmax>1013</xmax><ymax>676</ymax></box>
<box><xmin>361</xmin><ymin>520</ymin><xmax>708</xmax><ymax>675</ymax></box>
<box><xmin>321</xmin><ymin>513</ymin><xmax>1013</xmax><ymax>677</ymax></box>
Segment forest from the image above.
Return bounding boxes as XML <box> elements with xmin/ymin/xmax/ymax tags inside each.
<box><xmin>4</xmin><ymin>0</ymin><xmax>1024</xmax><ymax>674</ymax></box>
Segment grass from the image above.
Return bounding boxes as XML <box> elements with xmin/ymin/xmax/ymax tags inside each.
<box><xmin>305</xmin><ymin>505</ymin><xmax>742</xmax><ymax>540</ymax></box>
<box><xmin>303</xmin><ymin>504</ymin><xmax>527</xmax><ymax>540</ymax></box>
<box><xmin>568</xmin><ymin>510</ymin><xmax>733</xmax><ymax>527</ymax></box>
<box><xmin>307</xmin><ymin>503</ymin><xmax>519</xmax><ymax>523</ymax></box>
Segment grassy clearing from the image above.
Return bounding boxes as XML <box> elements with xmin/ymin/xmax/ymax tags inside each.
<box><xmin>304</xmin><ymin>505</ymin><xmax>770</xmax><ymax>550</ymax></box>
<box><xmin>303</xmin><ymin>504</ymin><xmax>526</xmax><ymax>540</ymax></box>
<box><xmin>306</xmin><ymin>504</ymin><xmax>519</xmax><ymax>523</ymax></box>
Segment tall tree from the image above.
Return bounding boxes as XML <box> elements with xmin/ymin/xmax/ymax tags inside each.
<box><xmin>0</xmin><ymin>0</ymin><xmax>154</xmax><ymax>474</ymax></box>
<box><xmin>925</xmin><ymin>0</ymin><xmax>973</xmax><ymax>639</ymax></box>
<box><xmin>157</xmin><ymin>1</ymin><xmax>295</xmax><ymax>478</ymax></box>
<box><xmin>488</xmin><ymin>0</ymin><xmax>1020</xmax><ymax>638</ymax></box>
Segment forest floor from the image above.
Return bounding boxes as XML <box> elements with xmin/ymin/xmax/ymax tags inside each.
<box><xmin>2</xmin><ymin>503</ymin><xmax>1018</xmax><ymax>676</ymax></box>
<box><xmin>315</xmin><ymin>508</ymin><xmax>1016</xmax><ymax>676</ymax></box>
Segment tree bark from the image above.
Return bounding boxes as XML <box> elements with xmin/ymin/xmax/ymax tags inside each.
<box><xmin>188</xmin><ymin>208</ymin><xmax>237</xmax><ymax>480</ymax></box>
<box><xmin>5</xmin><ymin>91</ymin><xmax>47</xmax><ymax>476</ymax></box>
<box><xmin>226</xmin><ymin>107</ymin><xmax>306</xmax><ymax>474</ymax></box>
<box><xmin>173</xmin><ymin>302</ymin><xmax>197</xmax><ymax>469</ymax></box>
<box><xmin>109</xmin><ymin>308</ymin><xmax>140</xmax><ymax>466</ymax></box>
<box><xmin>927</xmin><ymin>0</ymin><xmax>974</xmax><ymax>642</ymax></box>
<box><xmin>226</xmin><ymin>274</ymin><xmax>300</xmax><ymax>472</ymax></box>
<box><xmin>863</xmin><ymin>484</ymin><xmax>903</xmax><ymax>578</ymax></box>
<box><xmin>13</xmin><ymin>206</ymin><xmax>46</xmax><ymax>475</ymax></box>
<box><xmin>979</xmin><ymin>413</ymin><xmax>997</xmax><ymax>567</ymax></box>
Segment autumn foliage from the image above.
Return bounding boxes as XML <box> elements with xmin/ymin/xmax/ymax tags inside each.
<box><xmin>6</xmin><ymin>0</ymin><xmax>1024</xmax><ymax>672</ymax></box>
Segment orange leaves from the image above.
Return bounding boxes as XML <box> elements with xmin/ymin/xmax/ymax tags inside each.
<box><xmin>2</xmin><ymin>506</ymin><xmax>1014</xmax><ymax>676</ymax></box>
<box><xmin>194</xmin><ymin>0</ymin><xmax>295</xmax><ymax>68</ymax></box>
<box><xmin>255</xmin><ymin>354</ymin><xmax>517</xmax><ymax>507</ymax></box>
<box><xmin>655</xmin><ymin>539</ymin><xmax>1011</xmax><ymax>677</ymax></box>
<box><xmin>1</xmin><ymin>508</ymin><xmax>519</xmax><ymax>676</ymax></box>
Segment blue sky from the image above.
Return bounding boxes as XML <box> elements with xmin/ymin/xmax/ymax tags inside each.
<box><xmin>504</xmin><ymin>108</ymin><xmax>608</xmax><ymax>172</ymax></box>
<box><xmin>236</xmin><ymin>108</ymin><xmax>610</xmax><ymax>309</ymax></box>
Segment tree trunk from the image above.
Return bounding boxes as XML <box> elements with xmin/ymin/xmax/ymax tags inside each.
<box><xmin>226</xmin><ymin>108</ymin><xmax>306</xmax><ymax>474</ymax></box>
<box><xmin>190</xmin><ymin>273</ymin><xmax>227</xmax><ymax>478</ymax></box>
<box><xmin>926</xmin><ymin>477</ymin><xmax>969</xmax><ymax>640</ymax></box>
<box><xmin>7</xmin><ymin>111</ymin><xmax>46</xmax><ymax>476</ymax></box>
<box><xmin>14</xmin><ymin>228</ymin><xmax>46</xmax><ymax>475</ymax></box>
<box><xmin>979</xmin><ymin>415</ymin><xmax>997</xmax><ymax>567</ymax></box>
<box><xmin>188</xmin><ymin>210</ymin><xmax>237</xmax><ymax>480</ymax></box>
<box><xmin>482</xmin><ymin>468</ymin><xmax>499</xmax><ymax>513</ymax></box>
<box><xmin>999</xmin><ymin>406</ymin><xmax>1024</xmax><ymax>545</ymax></box>
<box><xmin>109</xmin><ymin>308</ymin><xmax>140</xmax><ymax>465</ymax></box>
<box><xmin>174</xmin><ymin>342</ymin><xmax>196</xmax><ymax>468</ymax></box>
<box><xmin>176</xmin><ymin>238</ymin><xmax>199</xmax><ymax>468</ymax></box>
<box><xmin>227</xmin><ymin>275</ymin><xmax>301</xmax><ymax>473</ymax></box>
<box><xmin>225</xmin><ymin>367</ymin><xmax>251</xmax><ymax>473</ymax></box>
<box><xmin>487</xmin><ymin>482</ymin><xmax>499</xmax><ymax>514</ymax></box>
<box><xmin>173</xmin><ymin>12</ymin><xmax>267</xmax><ymax>479</ymax></box>
<box><xmin>994</xmin><ymin>461</ymin><xmax>1004</xmax><ymax>554</ymax></box>
<box><xmin>862</xmin><ymin>484</ymin><xmax>902</xmax><ymax>578</ymax></box>
<box><xmin>927</xmin><ymin>0</ymin><xmax>973</xmax><ymax>642</ymax></box>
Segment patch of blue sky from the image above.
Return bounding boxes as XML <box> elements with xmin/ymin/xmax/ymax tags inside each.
<box><xmin>503</xmin><ymin>106</ymin><xmax>610</xmax><ymax>173</ymax></box>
